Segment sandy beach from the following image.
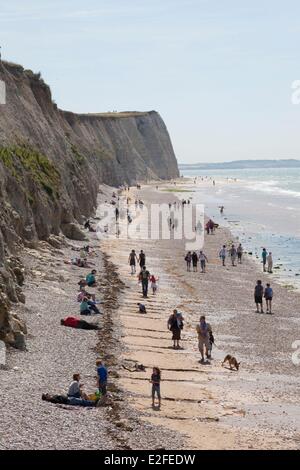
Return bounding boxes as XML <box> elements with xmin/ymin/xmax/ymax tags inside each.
<box><xmin>1</xmin><ymin>180</ymin><xmax>300</xmax><ymax>450</ymax></box>
<box><xmin>102</xmin><ymin>180</ymin><xmax>300</xmax><ymax>450</ymax></box>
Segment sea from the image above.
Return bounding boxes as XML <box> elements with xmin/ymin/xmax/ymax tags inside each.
<box><xmin>180</xmin><ymin>167</ymin><xmax>300</xmax><ymax>289</ymax></box>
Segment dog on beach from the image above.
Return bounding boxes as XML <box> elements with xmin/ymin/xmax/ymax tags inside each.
<box><xmin>222</xmin><ymin>354</ymin><xmax>240</xmax><ymax>371</ymax></box>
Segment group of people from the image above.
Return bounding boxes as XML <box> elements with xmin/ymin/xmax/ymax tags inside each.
<box><xmin>42</xmin><ymin>360</ymin><xmax>108</xmax><ymax>407</ymax></box>
<box><xmin>262</xmin><ymin>248</ymin><xmax>273</xmax><ymax>273</ymax></box>
<box><xmin>184</xmin><ymin>251</ymin><xmax>209</xmax><ymax>273</ymax></box>
<box><xmin>219</xmin><ymin>243</ymin><xmax>243</xmax><ymax>266</ymax></box>
<box><xmin>254</xmin><ymin>280</ymin><xmax>273</xmax><ymax>314</ymax></box>
<box><xmin>44</xmin><ymin>243</ymin><xmax>109</xmax><ymax>407</ymax></box>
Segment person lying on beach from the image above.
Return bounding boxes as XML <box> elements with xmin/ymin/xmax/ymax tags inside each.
<box><xmin>128</xmin><ymin>249</ymin><xmax>138</xmax><ymax>275</ymax></box>
<box><xmin>137</xmin><ymin>303</ymin><xmax>147</xmax><ymax>313</ymax></box>
<box><xmin>150</xmin><ymin>274</ymin><xmax>159</xmax><ymax>294</ymax></box>
<box><xmin>70</xmin><ymin>257</ymin><xmax>88</xmax><ymax>268</ymax></box>
<box><xmin>199</xmin><ymin>251</ymin><xmax>208</xmax><ymax>273</ymax></box>
<box><xmin>219</xmin><ymin>245</ymin><xmax>227</xmax><ymax>266</ymax></box>
<box><xmin>237</xmin><ymin>243</ymin><xmax>243</xmax><ymax>263</ymax></box>
<box><xmin>262</xmin><ymin>248</ymin><xmax>267</xmax><ymax>272</ymax></box>
<box><xmin>86</xmin><ymin>269</ymin><xmax>97</xmax><ymax>287</ymax></box>
<box><xmin>68</xmin><ymin>373</ymin><xmax>89</xmax><ymax>400</ymax></box>
<box><xmin>264</xmin><ymin>283</ymin><xmax>273</xmax><ymax>314</ymax></box>
<box><xmin>255</xmin><ymin>280</ymin><xmax>264</xmax><ymax>313</ymax></box>
<box><xmin>168</xmin><ymin>309</ymin><xmax>184</xmax><ymax>349</ymax></box>
<box><xmin>60</xmin><ymin>317</ymin><xmax>100</xmax><ymax>330</ymax></box>
<box><xmin>184</xmin><ymin>251</ymin><xmax>192</xmax><ymax>271</ymax></box>
<box><xmin>42</xmin><ymin>393</ymin><xmax>96</xmax><ymax>407</ymax></box>
<box><xmin>150</xmin><ymin>367</ymin><xmax>161</xmax><ymax>409</ymax></box>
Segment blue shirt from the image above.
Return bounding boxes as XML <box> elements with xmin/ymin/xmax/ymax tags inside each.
<box><xmin>97</xmin><ymin>365</ymin><xmax>107</xmax><ymax>383</ymax></box>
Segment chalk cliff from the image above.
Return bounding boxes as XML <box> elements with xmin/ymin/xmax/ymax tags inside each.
<box><xmin>0</xmin><ymin>60</ymin><xmax>179</xmax><ymax>346</ymax></box>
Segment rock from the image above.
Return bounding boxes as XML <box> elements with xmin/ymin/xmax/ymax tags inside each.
<box><xmin>10</xmin><ymin>314</ymin><xmax>27</xmax><ymax>335</ymax></box>
<box><xmin>12</xmin><ymin>331</ymin><xmax>26</xmax><ymax>350</ymax></box>
<box><xmin>47</xmin><ymin>235</ymin><xmax>63</xmax><ymax>249</ymax></box>
<box><xmin>61</xmin><ymin>223</ymin><xmax>88</xmax><ymax>241</ymax></box>
<box><xmin>16</xmin><ymin>288</ymin><xmax>26</xmax><ymax>303</ymax></box>
<box><xmin>13</xmin><ymin>267</ymin><xmax>25</xmax><ymax>286</ymax></box>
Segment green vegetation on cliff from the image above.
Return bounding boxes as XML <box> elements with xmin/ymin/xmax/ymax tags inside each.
<box><xmin>0</xmin><ymin>145</ymin><xmax>60</xmax><ymax>198</ymax></box>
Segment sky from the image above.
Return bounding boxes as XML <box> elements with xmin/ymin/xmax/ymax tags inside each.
<box><xmin>1</xmin><ymin>0</ymin><xmax>300</xmax><ymax>163</ymax></box>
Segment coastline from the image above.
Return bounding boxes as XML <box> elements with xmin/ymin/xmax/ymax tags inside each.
<box><xmin>102</xmin><ymin>180</ymin><xmax>300</xmax><ymax>450</ymax></box>
<box><xmin>1</xmin><ymin>180</ymin><xmax>300</xmax><ymax>449</ymax></box>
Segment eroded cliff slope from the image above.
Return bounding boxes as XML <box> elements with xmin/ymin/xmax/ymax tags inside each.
<box><xmin>0</xmin><ymin>60</ymin><xmax>179</xmax><ymax>346</ymax></box>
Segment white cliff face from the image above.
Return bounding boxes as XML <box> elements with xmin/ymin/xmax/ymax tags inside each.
<box><xmin>0</xmin><ymin>60</ymin><xmax>179</xmax><ymax>343</ymax></box>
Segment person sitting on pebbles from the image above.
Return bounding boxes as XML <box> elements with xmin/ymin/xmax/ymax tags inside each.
<box><xmin>68</xmin><ymin>373</ymin><xmax>89</xmax><ymax>400</ymax></box>
<box><xmin>137</xmin><ymin>303</ymin><xmax>147</xmax><ymax>313</ymax></box>
<box><xmin>80</xmin><ymin>296</ymin><xmax>101</xmax><ymax>315</ymax></box>
<box><xmin>86</xmin><ymin>269</ymin><xmax>97</xmax><ymax>287</ymax></box>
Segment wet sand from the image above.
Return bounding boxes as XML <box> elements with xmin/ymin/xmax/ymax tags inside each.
<box><xmin>102</xmin><ymin>181</ymin><xmax>300</xmax><ymax>450</ymax></box>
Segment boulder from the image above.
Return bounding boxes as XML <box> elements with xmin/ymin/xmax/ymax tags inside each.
<box><xmin>61</xmin><ymin>223</ymin><xmax>87</xmax><ymax>241</ymax></box>
<box><xmin>47</xmin><ymin>234</ymin><xmax>63</xmax><ymax>249</ymax></box>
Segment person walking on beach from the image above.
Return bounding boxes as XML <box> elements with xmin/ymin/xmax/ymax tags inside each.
<box><xmin>255</xmin><ymin>280</ymin><xmax>264</xmax><ymax>313</ymax></box>
<box><xmin>150</xmin><ymin>367</ymin><xmax>161</xmax><ymax>409</ymax></box>
<box><xmin>229</xmin><ymin>244</ymin><xmax>237</xmax><ymax>266</ymax></box>
<box><xmin>219</xmin><ymin>245</ymin><xmax>227</xmax><ymax>266</ymax></box>
<box><xmin>96</xmin><ymin>359</ymin><xmax>108</xmax><ymax>396</ymax></box>
<box><xmin>139</xmin><ymin>265</ymin><xmax>150</xmax><ymax>298</ymax></box>
<box><xmin>267</xmin><ymin>252</ymin><xmax>273</xmax><ymax>273</ymax></box>
<box><xmin>264</xmin><ymin>283</ymin><xmax>273</xmax><ymax>314</ymax></box>
<box><xmin>185</xmin><ymin>251</ymin><xmax>192</xmax><ymax>271</ymax></box>
<box><xmin>262</xmin><ymin>248</ymin><xmax>267</xmax><ymax>272</ymax></box>
<box><xmin>237</xmin><ymin>243</ymin><xmax>243</xmax><ymax>264</ymax></box>
<box><xmin>128</xmin><ymin>249</ymin><xmax>138</xmax><ymax>275</ymax></box>
<box><xmin>168</xmin><ymin>309</ymin><xmax>183</xmax><ymax>349</ymax></box>
<box><xmin>139</xmin><ymin>250</ymin><xmax>146</xmax><ymax>268</ymax></box>
<box><xmin>150</xmin><ymin>274</ymin><xmax>158</xmax><ymax>294</ymax></box>
<box><xmin>199</xmin><ymin>250</ymin><xmax>208</xmax><ymax>273</ymax></box>
<box><xmin>192</xmin><ymin>251</ymin><xmax>198</xmax><ymax>272</ymax></box>
<box><xmin>196</xmin><ymin>315</ymin><xmax>212</xmax><ymax>363</ymax></box>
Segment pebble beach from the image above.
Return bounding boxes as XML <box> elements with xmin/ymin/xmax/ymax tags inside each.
<box><xmin>1</xmin><ymin>181</ymin><xmax>300</xmax><ymax>450</ymax></box>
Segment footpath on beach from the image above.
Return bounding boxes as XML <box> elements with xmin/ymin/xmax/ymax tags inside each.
<box><xmin>101</xmin><ymin>181</ymin><xmax>300</xmax><ymax>450</ymax></box>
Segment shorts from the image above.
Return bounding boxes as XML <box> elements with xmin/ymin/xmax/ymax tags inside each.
<box><xmin>265</xmin><ymin>297</ymin><xmax>272</xmax><ymax>301</ymax></box>
<box><xmin>152</xmin><ymin>384</ymin><xmax>161</xmax><ymax>399</ymax></box>
<box><xmin>172</xmin><ymin>328</ymin><xmax>181</xmax><ymax>341</ymax></box>
<box><xmin>198</xmin><ymin>336</ymin><xmax>210</xmax><ymax>352</ymax></box>
<box><xmin>200</xmin><ymin>260</ymin><xmax>206</xmax><ymax>268</ymax></box>
<box><xmin>255</xmin><ymin>296</ymin><xmax>263</xmax><ymax>304</ymax></box>
<box><xmin>238</xmin><ymin>252</ymin><xmax>242</xmax><ymax>259</ymax></box>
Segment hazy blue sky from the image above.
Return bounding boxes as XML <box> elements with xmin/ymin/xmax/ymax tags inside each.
<box><xmin>1</xmin><ymin>0</ymin><xmax>300</xmax><ymax>163</ymax></box>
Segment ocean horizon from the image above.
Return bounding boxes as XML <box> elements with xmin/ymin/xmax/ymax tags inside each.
<box><xmin>180</xmin><ymin>167</ymin><xmax>300</xmax><ymax>289</ymax></box>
